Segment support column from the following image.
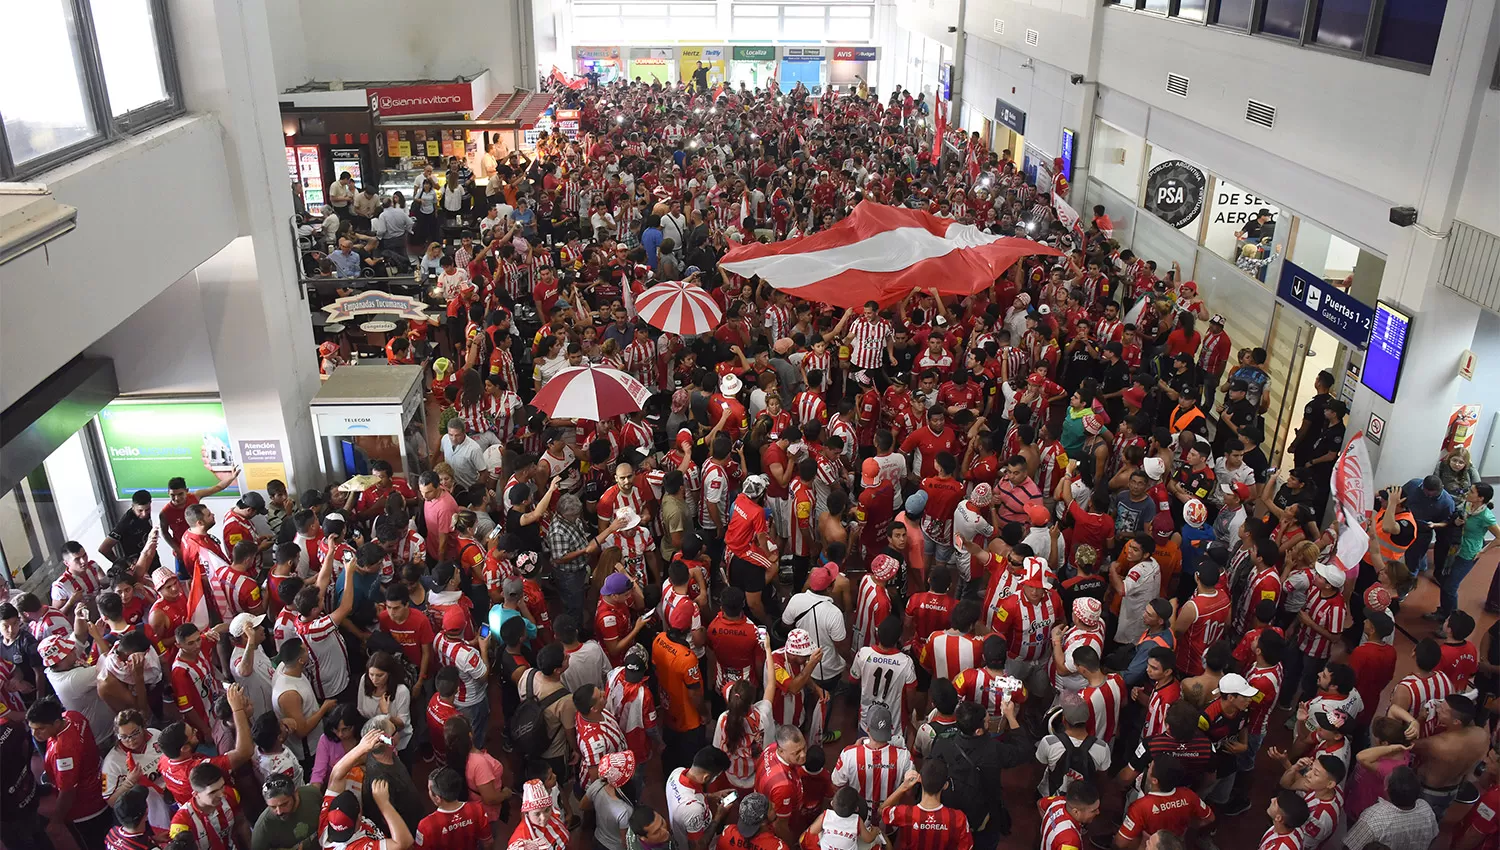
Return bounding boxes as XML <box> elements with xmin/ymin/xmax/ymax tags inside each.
<box><xmin>169</xmin><ymin>0</ymin><xmax>323</xmax><ymax>493</ymax></box>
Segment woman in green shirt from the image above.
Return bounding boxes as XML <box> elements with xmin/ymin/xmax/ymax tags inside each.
<box><xmin>1432</xmin><ymin>482</ymin><xmax>1499</xmax><ymax>630</ymax></box>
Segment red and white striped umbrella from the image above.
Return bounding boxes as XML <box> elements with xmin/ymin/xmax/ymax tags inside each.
<box><xmin>531</xmin><ymin>364</ymin><xmax>652</xmax><ymax>420</ymax></box>
<box><xmin>634</xmin><ymin>280</ymin><xmax>723</xmax><ymax>336</ymax></box>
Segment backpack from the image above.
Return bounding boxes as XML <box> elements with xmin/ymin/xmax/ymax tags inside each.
<box><xmin>511</xmin><ymin>669</ymin><xmax>569</xmax><ymax>757</ymax></box>
<box><xmin>1046</xmin><ymin>724</ymin><xmax>1099</xmax><ymax>796</ymax></box>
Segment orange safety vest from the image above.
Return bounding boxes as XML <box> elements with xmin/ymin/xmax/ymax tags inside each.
<box><xmin>1170</xmin><ymin>404</ymin><xmax>1206</xmax><ymax>435</ymax></box>
<box><xmin>1364</xmin><ymin>508</ymin><xmax>1415</xmax><ymax>565</ymax></box>
<box><xmin>1136</xmin><ymin>630</ymin><xmax>1171</xmax><ymax>650</ymax></box>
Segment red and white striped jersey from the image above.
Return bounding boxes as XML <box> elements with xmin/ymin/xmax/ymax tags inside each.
<box><xmin>293</xmin><ymin>614</ymin><xmax>349</xmax><ymax>701</ymax></box>
<box><xmin>456</xmin><ymin>394</ymin><xmax>500</xmax><ymax>436</ymax></box>
<box><xmin>1397</xmin><ymin>671</ymin><xmax>1455</xmax><ymax>738</ymax></box>
<box><xmin>953</xmin><ymin>666</ymin><xmax>1026</xmax><ymax>718</ymax></box>
<box><xmin>1080</xmin><ymin>674</ymin><xmax>1127</xmax><ymax>742</ymax></box>
<box><xmin>1300</xmin><ymin>788</ymin><xmax>1343</xmax><ymax>850</ymax></box>
<box><xmin>827</xmin><ymin>415</ymin><xmax>858</xmax><ymax>462</ymax></box>
<box><xmin>1295</xmin><ymin>592</ymin><xmax>1349</xmax><ymax>660</ymax></box>
<box><xmin>993</xmin><ymin>589</ymin><xmax>1062</xmax><ymax>664</ymax></box>
<box><xmin>170</xmin><ymin>651</ymin><xmax>222</xmax><ymax>722</ymax></box>
<box><xmin>27</xmin><ymin>606</ymin><xmax>72</xmax><ymax>642</ymax></box>
<box><xmin>698</xmin><ymin>460</ymin><xmax>730</xmax><ymax>528</ymax></box>
<box><xmin>847</xmin><ymin>317</ymin><xmax>893</xmax><ymax>370</ymax></box>
<box><xmin>919</xmin><ymin>631</ymin><xmax>984</xmax><ymax>681</ymax></box>
<box><xmin>1040</xmin><ymin>796</ymin><xmax>1086</xmax><ymax>850</ymax></box>
<box><xmin>803</xmin><ymin>350</ymin><xmax>833</xmax><ymax>389</ymax></box>
<box><xmin>623</xmin><ymin>339</ymin><xmax>660</xmax><ymax>388</ymax></box>
<box><xmin>1000</xmin><ymin>346</ymin><xmax>1030</xmax><ymax>382</ymax></box>
<box><xmin>1244</xmin><ymin>663</ymin><xmax>1284</xmax><ymax>736</ymax></box>
<box><xmin>1144</xmin><ymin>680</ymin><xmax>1181</xmax><ymax>738</ymax></box>
<box><xmin>597</xmin><ymin>484</ymin><xmax>655</xmax><ymax>557</ymax></box>
<box><xmin>770</xmin><ymin>649</ymin><xmax>813</xmax><ymax>729</ymax></box>
<box><xmin>711</xmin><ymin>700</ymin><xmax>772</xmax><ymax>790</ymax></box>
<box><xmin>793</xmin><ymin>390</ymin><xmax>828</xmax><ymax>426</ymax></box>
<box><xmin>832</xmin><ymin>740</ymin><xmax>913</xmax><ymax>812</ymax></box>
<box><xmin>982</xmin><ymin>560</ymin><xmax>1026</xmax><ymax>626</ymax></box>
<box><xmin>168</xmin><ymin>795</ymin><xmax>237</xmax><ymax>850</ymax></box>
<box><xmin>434</xmin><ymin>634</ymin><xmax>487</xmax><ymax>707</ymax></box>
<box><xmin>1256</xmin><ymin>826</ymin><xmax>1304</xmax><ymax>850</ymax></box>
<box><xmin>51</xmin><ymin>563</ymin><xmax>108</xmax><ymax>607</ymax></box>
<box><xmin>852</xmin><ymin>577</ymin><xmax>892</xmax><ymax>650</ymax></box>
<box><xmin>1055</xmin><ymin>627</ymin><xmax>1105</xmax><ymax>687</ymax></box>
<box><xmin>764</xmin><ymin>304</ymin><xmax>794</xmax><ymax>342</ymax></box>
<box><xmin>575</xmin><ymin>709</ymin><xmax>629</xmax><ymax>784</ymax></box>
<box><xmin>272</xmin><ymin>608</ymin><xmax>299</xmax><ymax>648</ymax></box>
<box><xmin>606</xmin><ymin>666</ymin><xmax>658</xmax><ymax>761</ymax></box>
<box><xmin>619</xmin><ymin>418</ymin><xmax>654</xmax><ymax>453</ymax></box>
<box><xmin>209</xmin><ymin>564</ymin><xmax>260</xmax><ymax>620</ymax></box>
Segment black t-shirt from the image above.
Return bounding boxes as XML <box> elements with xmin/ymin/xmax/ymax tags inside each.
<box><xmin>1307</xmin><ymin>424</ymin><xmax>1347</xmax><ymax>473</ymax></box>
<box><xmin>1217</xmin><ymin>398</ymin><xmax>1264</xmax><ymax>451</ymax></box>
<box><xmin>1060</xmin><ymin>574</ymin><xmax>1108</xmax><ymax>612</ymax></box>
<box><xmin>1240</xmin><ymin>216</ymin><xmax>1274</xmax><ymax>241</ymax></box>
<box><xmin>891</xmin><ymin>343</ymin><xmax>918</xmax><ymax>377</ymax></box>
<box><xmin>1129</xmin><ymin>732</ymin><xmax>1215</xmax><ymax>787</ymax></box>
<box><xmin>1176</xmin><ymin>465</ymin><xmax>1218</xmax><ymax>502</ymax></box>
<box><xmin>506</xmin><ymin>507</ymin><xmax>545</xmax><ymax>554</ymax></box>
<box><xmin>109</xmin><ymin>510</ymin><xmax>157</xmax><ymax>566</ymax></box>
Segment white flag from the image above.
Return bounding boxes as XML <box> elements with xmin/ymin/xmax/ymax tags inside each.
<box><xmin>1330</xmin><ymin>430</ymin><xmax>1374</xmax><ymax>577</ymax></box>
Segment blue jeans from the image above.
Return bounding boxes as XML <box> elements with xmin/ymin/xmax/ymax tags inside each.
<box><xmin>923</xmin><ymin>534</ymin><xmax>955</xmax><ymax>570</ymax></box>
<box><xmin>1440</xmin><ymin>555</ymin><xmax>1478</xmax><ymax>615</ymax></box>
<box><xmin>463</xmin><ymin>698</ymin><xmax>491</xmax><ymax>748</ymax></box>
<box><xmin>556</xmin><ymin>565</ymin><xmax>589</xmax><ymax>620</ymax></box>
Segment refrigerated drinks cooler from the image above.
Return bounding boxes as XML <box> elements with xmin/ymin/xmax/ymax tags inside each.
<box><xmin>330</xmin><ymin>147</ymin><xmax>365</xmax><ymax>189</ymax></box>
<box><xmin>294</xmin><ymin>145</ymin><xmax>326</xmax><ymax>215</ymax></box>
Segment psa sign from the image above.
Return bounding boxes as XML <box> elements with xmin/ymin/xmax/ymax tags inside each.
<box><xmin>1143</xmin><ymin>159</ymin><xmax>1206</xmax><ymax>229</ymax></box>
<box><xmin>1277</xmin><ymin>259</ymin><xmax>1374</xmax><ymax>347</ymax></box>
<box><xmin>368</xmin><ymin>84</ymin><xmax>473</xmax><ymax>118</ymax></box>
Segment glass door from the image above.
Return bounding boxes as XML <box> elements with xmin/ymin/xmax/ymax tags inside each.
<box><xmin>1264</xmin><ymin>304</ymin><xmax>1311</xmax><ymax>466</ymax></box>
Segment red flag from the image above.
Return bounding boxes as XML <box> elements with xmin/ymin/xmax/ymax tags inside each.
<box><xmin>930</xmin><ymin>101</ymin><xmax>946</xmax><ymax>164</ymax></box>
<box><xmin>186</xmin><ymin>564</ymin><xmax>212</xmax><ymax>629</ymax></box>
<box><xmin>712</xmin><ymin>83</ymin><xmax>725</xmax><ymax>101</ymax></box>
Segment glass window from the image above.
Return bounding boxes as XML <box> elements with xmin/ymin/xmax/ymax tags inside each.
<box><xmin>732</xmin><ymin>15</ymin><xmax>780</xmax><ymax>38</ymax></box>
<box><xmin>1259</xmin><ymin>0</ymin><xmax>1305</xmax><ymax>38</ymax></box>
<box><xmin>1089</xmin><ymin>119</ymin><xmax>1147</xmax><ymax>201</ymax></box>
<box><xmin>784</xmin><ymin>4</ymin><xmax>825</xmax><ymax>15</ymax></box>
<box><xmin>1213</xmin><ymin>0</ymin><xmax>1255</xmax><ymax>30</ymax></box>
<box><xmin>1373</xmin><ymin>0</ymin><xmax>1448</xmax><ymax>66</ymax></box>
<box><xmin>1203</xmin><ymin>178</ymin><xmax>1281</xmax><ymax>282</ymax></box>
<box><xmin>1312</xmin><ymin>0</ymin><xmax>1371</xmax><ymax>51</ymax></box>
<box><xmin>1177</xmin><ymin>0</ymin><xmax>1208</xmax><ymax>21</ymax></box>
<box><xmin>830</xmin><ymin>4</ymin><xmax>871</xmax><ymax>15</ymax></box>
<box><xmin>1289</xmin><ymin>218</ymin><xmax>1383</xmax><ymax>297</ymax></box>
<box><xmin>0</xmin><ymin>0</ymin><xmax>98</xmax><ymax>165</ymax></box>
<box><xmin>1142</xmin><ymin>0</ymin><xmax>1170</xmax><ymax>13</ymax></box>
<box><xmin>732</xmin><ymin>4</ymin><xmax>778</xmax><ymax>14</ymax></box>
<box><xmin>91</xmin><ymin>0</ymin><xmax>169</xmax><ymax>115</ymax></box>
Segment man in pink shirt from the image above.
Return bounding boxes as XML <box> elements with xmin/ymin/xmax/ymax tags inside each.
<box><xmin>419</xmin><ymin>471</ymin><xmax>459</xmax><ymax>562</ymax></box>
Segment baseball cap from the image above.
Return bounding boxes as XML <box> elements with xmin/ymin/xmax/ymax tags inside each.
<box><xmin>1228</xmin><ymin>378</ymin><xmax>1249</xmax><ymax>393</ymax></box>
<box><xmin>809</xmin><ymin>564</ymin><xmax>837</xmax><ymax>591</ymax></box>
<box><xmin>785</xmin><ymin>628</ymin><xmax>815</xmax><ymax>656</ymax></box>
<box><xmin>739</xmin><ymin>794</ymin><xmax>771</xmax><ymax>831</ymax></box>
<box><xmin>623</xmin><ymin>648</ymin><xmax>649</xmax><ymax>682</ymax></box>
<box><xmin>861</xmin><ymin>458</ymin><xmax>881</xmax><ymax>486</ymax></box>
<box><xmin>237</xmin><ymin>492</ymin><xmax>267</xmax><ymax>514</ymax></box>
<box><xmin>1314</xmin><ymin>709</ymin><xmax>1348</xmax><ymax>734</ymax></box>
<box><xmin>602</xmin><ymin>573</ymin><xmax>632</xmax><ymax>596</ymax></box>
<box><xmin>323</xmin><ymin>791</ymin><xmax>362</xmax><ymax>843</ymax></box>
<box><xmin>229</xmin><ymin>612</ymin><xmax>265</xmax><ymax>639</ymax></box>
<box><xmin>1151</xmin><ymin>511</ymin><xmax>1177</xmax><ymax>540</ymax></box>
<box><xmin>151</xmin><ymin>567</ymin><xmax>179</xmax><ymax>589</ymax></box>
<box><xmin>1214</xmin><ymin>673</ymin><xmax>1259</xmax><ymax>699</ymax></box>
<box><xmin>1074</xmin><ymin>544</ymin><xmax>1099</xmax><ymax>568</ymax></box>
<box><xmin>866</xmin><ymin>704</ymin><xmax>895</xmax><ymax>742</ymax></box>
<box><xmin>904</xmin><ymin>491</ymin><xmax>928</xmax><ymax>516</ymax></box>
<box><xmin>1025</xmin><ymin>503</ymin><xmax>1051</xmax><ymax>526</ymax></box>
<box><xmin>300</xmin><ymin>489</ymin><xmax>327</xmax><ymax>508</ymax></box>
<box><xmin>1314</xmin><ymin>561</ymin><xmax>1347</xmax><ymax>588</ymax></box>
<box><xmin>502</xmin><ymin>578</ymin><xmax>525</xmax><ymax>600</ymax></box>
<box><xmin>1060</xmin><ymin>692</ymin><xmax>1091</xmax><ymax>726</ymax></box>
<box><xmin>667</xmin><ymin>604</ymin><xmax>693</xmax><ymax>631</ymax></box>
<box><xmin>441</xmin><ymin>607</ymin><xmax>469</xmax><ymax>632</ymax></box>
<box><xmin>1209</xmin><ymin>314</ymin><xmax>1225</xmax><ymax>326</ymax></box>
<box><xmin>1230</xmin><ymin>481</ymin><xmax>1254</xmax><ymax>502</ymax></box>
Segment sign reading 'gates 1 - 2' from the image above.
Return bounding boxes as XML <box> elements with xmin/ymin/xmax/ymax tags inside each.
<box><xmin>368</xmin><ymin>84</ymin><xmax>473</xmax><ymax>118</ymax></box>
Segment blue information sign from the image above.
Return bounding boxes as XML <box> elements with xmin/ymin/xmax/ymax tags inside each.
<box><xmin>1360</xmin><ymin>301</ymin><xmax>1412</xmax><ymax>402</ymax></box>
<box><xmin>1276</xmin><ymin>260</ymin><xmax>1374</xmax><ymax>347</ymax></box>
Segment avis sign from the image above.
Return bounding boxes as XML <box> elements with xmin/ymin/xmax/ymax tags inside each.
<box><xmin>368</xmin><ymin>84</ymin><xmax>473</xmax><ymax>118</ymax></box>
<box><xmin>1276</xmin><ymin>260</ymin><xmax>1374</xmax><ymax>347</ymax></box>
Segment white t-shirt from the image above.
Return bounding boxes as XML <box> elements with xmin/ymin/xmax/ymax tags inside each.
<box><xmin>230</xmin><ymin>645</ymin><xmax>277</xmax><ymax>720</ymax></box>
<box><xmin>102</xmin><ymin>731</ymin><xmax>172</xmax><ymax>828</ymax></box>
<box><xmin>849</xmin><ymin>647</ymin><xmax>916</xmax><ymax>738</ymax></box>
<box><xmin>271</xmin><ymin>669</ymin><xmax>319</xmax><ymax>760</ymax></box>
<box><xmin>1035</xmin><ymin>732</ymin><xmax>1112</xmax><ymax>795</ymax></box>
<box><xmin>47</xmin><ymin>665</ymin><xmax>114</xmax><ymax>746</ymax></box>
<box><xmin>253</xmin><ymin>745</ymin><xmax>306</xmax><ymax>787</ymax></box>
<box><xmin>356</xmin><ymin>680</ymin><xmax>414</xmax><ymax>751</ymax></box>
<box><xmin>817</xmin><ymin>811</ymin><xmax>862</xmax><ymax>850</ymax></box>
<box><xmin>782</xmin><ymin>591</ymin><xmax>847</xmax><ymax>680</ymax></box>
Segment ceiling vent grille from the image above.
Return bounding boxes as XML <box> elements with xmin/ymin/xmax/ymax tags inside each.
<box><xmin>1166</xmin><ymin>73</ymin><xmax>1189</xmax><ymax>97</ymax></box>
<box><xmin>1246</xmin><ymin>99</ymin><xmax>1276</xmax><ymax>128</ymax></box>
<box><xmin>1025</xmin><ymin>28</ymin><xmax>1040</xmax><ymax>46</ymax></box>
<box><xmin>993</xmin><ymin>19</ymin><xmax>1005</xmax><ymax>34</ymax></box>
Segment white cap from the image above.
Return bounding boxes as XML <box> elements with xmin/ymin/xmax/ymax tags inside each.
<box><xmin>1142</xmin><ymin>457</ymin><xmax>1167</xmax><ymax>481</ymax></box>
<box><xmin>229</xmin><ymin>612</ymin><xmax>266</xmax><ymax>638</ymax></box>
<box><xmin>1214</xmin><ymin>673</ymin><xmax>1259</xmax><ymax>699</ymax></box>
<box><xmin>1314</xmin><ymin>561</ymin><xmax>1347</xmax><ymax>589</ymax></box>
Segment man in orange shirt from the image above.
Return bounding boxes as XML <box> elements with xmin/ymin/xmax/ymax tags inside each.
<box><xmin>654</xmin><ymin>604</ymin><xmax>705</xmax><ymax>773</ymax></box>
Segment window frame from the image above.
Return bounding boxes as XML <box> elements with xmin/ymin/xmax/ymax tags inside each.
<box><xmin>0</xmin><ymin>0</ymin><xmax>182</xmax><ymax>180</ymax></box>
<box><xmin>1105</xmin><ymin>0</ymin><xmax>1444</xmax><ymax>74</ymax></box>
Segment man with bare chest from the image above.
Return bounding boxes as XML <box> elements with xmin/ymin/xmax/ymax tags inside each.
<box><xmin>1411</xmin><ymin>694</ymin><xmax>1488</xmax><ymax>822</ymax></box>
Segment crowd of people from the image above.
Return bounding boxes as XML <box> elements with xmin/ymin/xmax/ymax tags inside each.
<box><xmin>5</xmin><ymin>72</ymin><xmax>1500</xmax><ymax>850</ymax></box>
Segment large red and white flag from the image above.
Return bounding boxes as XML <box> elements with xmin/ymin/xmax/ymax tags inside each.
<box><xmin>186</xmin><ymin>565</ymin><xmax>213</xmax><ymax>629</ymax></box>
<box><xmin>719</xmin><ymin>201</ymin><xmax>1061</xmax><ymax>307</ymax></box>
<box><xmin>1053</xmin><ymin>194</ymin><xmax>1086</xmax><ymax>244</ymax></box>
<box><xmin>1330</xmin><ymin>430</ymin><xmax>1375</xmax><ymax>579</ymax></box>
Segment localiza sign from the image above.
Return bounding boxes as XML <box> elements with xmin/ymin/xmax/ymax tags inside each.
<box><xmin>368</xmin><ymin>84</ymin><xmax>473</xmax><ymax>118</ymax></box>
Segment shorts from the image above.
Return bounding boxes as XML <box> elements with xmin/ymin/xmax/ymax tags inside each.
<box><xmin>728</xmin><ymin>554</ymin><xmax>771</xmax><ymax>593</ymax></box>
<box><xmin>766</xmin><ymin>496</ymin><xmax>791</xmax><ymax>539</ymax></box>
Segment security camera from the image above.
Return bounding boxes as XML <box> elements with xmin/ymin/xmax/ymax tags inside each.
<box><xmin>1070</xmin><ymin>74</ymin><xmax>1085</xmax><ymax>85</ymax></box>
<box><xmin>1389</xmin><ymin>206</ymin><xmax>1418</xmax><ymax>227</ymax></box>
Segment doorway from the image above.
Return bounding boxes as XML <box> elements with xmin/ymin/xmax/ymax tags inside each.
<box><xmin>1278</xmin><ymin>325</ymin><xmax>1345</xmax><ymax>472</ymax></box>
